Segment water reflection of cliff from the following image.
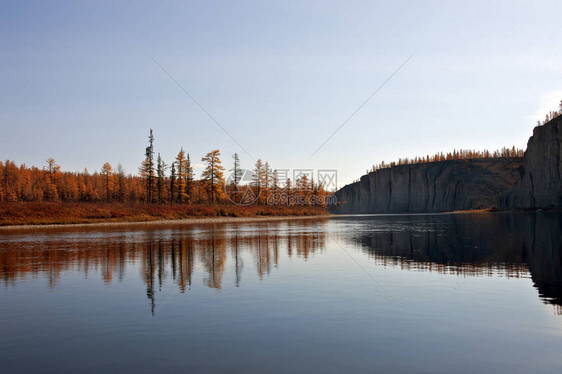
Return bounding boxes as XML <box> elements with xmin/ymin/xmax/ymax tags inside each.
<box><xmin>0</xmin><ymin>221</ymin><xmax>327</xmax><ymax>314</ymax></box>
<box><xmin>349</xmin><ymin>213</ymin><xmax>562</xmax><ymax>313</ymax></box>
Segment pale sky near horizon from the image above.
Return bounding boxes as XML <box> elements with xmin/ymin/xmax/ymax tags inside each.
<box><xmin>2</xmin><ymin>0</ymin><xmax>562</xmax><ymax>187</ymax></box>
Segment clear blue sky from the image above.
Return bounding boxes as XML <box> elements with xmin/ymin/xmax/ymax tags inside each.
<box><xmin>2</xmin><ymin>0</ymin><xmax>561</xmax><ymax>187</ymax></box>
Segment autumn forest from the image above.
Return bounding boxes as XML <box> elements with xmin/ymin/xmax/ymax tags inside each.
<box><xmin>0</xmin><ymin>129</ymin><xmax>332</xmax><ymax>225</ymax></box>
<box><xmin>0</xmin><ymin>129</ymin><xmax>328</xmax><ymax>205</ymax></box>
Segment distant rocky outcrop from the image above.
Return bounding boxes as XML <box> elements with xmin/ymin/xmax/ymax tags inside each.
<box><xmin>503</xmin><ymin>117</ymin><xmax>562</xmax><ymax>209</ymax></box>
<box><xmin>334</xmin><ymin>118</ymin><xmax>562</xmax><ymax>213</ymax></box>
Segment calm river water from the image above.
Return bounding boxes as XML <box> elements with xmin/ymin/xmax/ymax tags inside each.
<box><xmin>1</xmin><ymin>213</ymin><xmax>561</xmax><ymax>373</ymax></box>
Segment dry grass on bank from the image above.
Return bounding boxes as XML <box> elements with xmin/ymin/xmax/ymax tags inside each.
<box><xmin>0</xmin><ymin>202</ymin><xmax>328</xmax><ymax>226</ymax></box>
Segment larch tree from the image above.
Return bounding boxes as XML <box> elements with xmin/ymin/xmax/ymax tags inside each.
<box><xmin>116</xmin><ymin>164</ymin><xmax>126</xmax><ymax>202</ymax></box>
<box><xmin>0</xmin><ymin>163</ymin><xmax>4</xmax><ymax>201</ymax></box>
<box><xmin>45</xmin><ymin>158</ymin><xmax>60</xmax><ymax>185</ymax></box>
<box><xmin>296</xmin><ymin>174</ymin><xmax>311</xmax><ymax>205</ymax></box>
<box><xmin>101</xmin><ymin>162</ymin><xmax>113</xmax><ymax>201</ymax></box>
<box><xmin>263</xmin><ymin>162</ymin><xmax>272</xmax><ymax>201</ymax></box>
<box><xmin>169</xmin><ymin>162</ymin><xmax>176</xmax><ymax>204</ymax></box>
<box><xmin>272</xmin><ymin>169</ymin><xmax>279</xmax><ymax>194</ymax></box>
<box><xmin>252</xmin><ymin>159</ymin><xmax>264</xmax><ymax>199</ymax></box>
<box><xmin>139</xmin><ymin>129</ymin><xmax>155</xmax><ymax>202</ymax></box>
<box><xmin>231</xmin><ymin>153</ymin><xmax>242</xmax><ymax>191</ymax></box>
<box><xmin>44</xmin><ymin>158</ymin><xmax>60</xmax><ymax>201</ymax></box>
<box><xmin>285</xmin><ymin>178</ymin><xmax>292</xmax><ymax>205</ymax></box>
<box><xmin>185</xmin><ymin>153</ymin><xmax>194</xmax><ymax>203</ymax></box>
<box><xmin>315</xmin><ymin>182</ymin><xmax>327</xmax><ymax>207</ymax></box>
<box><xmin>175</xmin><ymin>149</ymin><xmax>188</xmax><ymax>203</ymax></box>
<box><xmin>0</xmin><ymin>162</ymin><xmax>4</xmax><ymax>201</ymax></box>
<box><xmin>201</xmin><ymin>149</ymin><xmax>225</xmax><ymax>203</ymax></box>
<box><xmin>156</xmin><ymin>153</ymin><xmax>167</xmax><ymax>203</ymax></box>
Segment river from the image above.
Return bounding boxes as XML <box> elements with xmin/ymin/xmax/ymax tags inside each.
<box><xmin>1</xmin><ymin>213</ymin><xmax>561</xmax><ymax>373</ymax></box>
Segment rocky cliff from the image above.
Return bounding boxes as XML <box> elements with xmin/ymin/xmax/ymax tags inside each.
<box><xmin>503</xmin><ymin>117</ymin><xmax>562</xmax><ymax>209</ymax></box>
<box><xmin>334</xmin><ymin>118</ymin><xmax>562</xmax><ymax>214</ymax></box>
<box><xmin>334</xmin><ymin>158</ymin><xmax>523</xmax><ymax>213</ymax></box>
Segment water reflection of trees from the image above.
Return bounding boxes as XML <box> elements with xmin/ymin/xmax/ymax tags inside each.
<box><xmin>0</xmin><ymin>222</ymin><xmax>327</xmax><ymax>313</ymax></box>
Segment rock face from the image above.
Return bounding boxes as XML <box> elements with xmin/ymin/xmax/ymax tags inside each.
<box><xmin>504</xmin><ymin>118</ymin><xmax>562</xmax><ymax>209</ymax></box>
<box><xmin>334</xmin><ymin>118</ymin><xmax>562</xmax><ymax>214</ymax></box>
<box><xmin>334</xmin><ymin>158</ymin><xmax>523</xmax><ymax>214</ymax></box>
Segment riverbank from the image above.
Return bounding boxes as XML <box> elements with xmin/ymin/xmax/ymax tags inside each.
<box><xmin>0</xmin><ymin>213</ymin><xmax>333</xmax><ymax>231</ymax></box>
<box><xmin>0</xmin><ymin>202</ymin><xmax>329</xmax><ymax>228</ymax></box>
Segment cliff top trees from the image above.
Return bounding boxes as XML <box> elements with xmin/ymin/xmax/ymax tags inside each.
<box><xmin>201</xmin><ymin>149</ymin><xmax>225</xmax><ymax>203</ymax></box>
<box><xmin>537</xmin><ymin>99</ymin><xmax>562</xmax><ymax>125</ymax></box>
<box><xmin>369</xmin><ymin>147</ymin><xmax>525</xmax><ymax>173</ymax></box>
